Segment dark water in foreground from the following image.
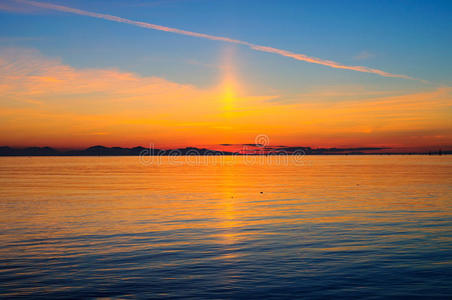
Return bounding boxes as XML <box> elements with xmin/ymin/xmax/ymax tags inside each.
<box><xmin>0</xmin><ymin>156</ymin><xmax>451</xmax><ymax>298</ymax></box>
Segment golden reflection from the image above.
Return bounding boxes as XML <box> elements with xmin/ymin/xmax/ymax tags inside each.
<box><xmin>215</xmin><ymin>159</ymin><xmax>242</xmax><ymax>247</ymax></box>
<box><xmin>0</xmin><ymin>156</ymin><xmax>451</xmax><ymax>254</ymax></box>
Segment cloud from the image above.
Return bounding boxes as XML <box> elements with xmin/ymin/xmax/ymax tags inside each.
<box><xmin>0</xmin><ymin>47</ymin><xmax>449</xmax><ymax>149</ymax></box>
<box><xmin>14</xmin><ymin>0</ymin><xmax>415</xmax><ymax>80</ymax></box>
<box><xmin>286</xmin><ymin>86</ymin><xmax>452</xmax><ymax>135</ymax></box>
<box><xmin>0</xmin><ymin>47</ymin><xmax>220</xmax><ymax>146</ymax></box>
<box><xmin>0</xmin><ymin>47</ymin><xmax>275</xmax><ymax>147</ymax></box>
<box><xmin>0</xmin><ymin>0</ymin><xmax>43</xmax><ymax>13</ymax></box>
<box><xmin>269</xmin><ymin>85</ymin><xmax>402</xmax><ymax>104</ymax></box>
<box><xmin>229</xmin><ymin>84</ymin><xmax>452</xmax><ymax>148</ymax></box>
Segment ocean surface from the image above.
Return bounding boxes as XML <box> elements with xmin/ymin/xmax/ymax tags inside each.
<box><xmin>0</xmin><ymin>155</ymin><xmax>451</xmax><ymax>298</ymax></box>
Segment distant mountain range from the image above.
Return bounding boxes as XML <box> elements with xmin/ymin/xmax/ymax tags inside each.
<box><xmin>0</xmin><ymin>145</ymin><xmax>449</xmax><ymax>156</ymax></box>
<box><xmin>0</xmin><ymin>146</ymin><xmax>232</xmax><ymax>156</ymax></box>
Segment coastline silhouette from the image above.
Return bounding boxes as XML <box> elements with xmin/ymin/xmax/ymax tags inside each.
<box><xmin>0</xmin><ymin>145</ymin><xmax>449</xmax><ymax>156</ymax></box>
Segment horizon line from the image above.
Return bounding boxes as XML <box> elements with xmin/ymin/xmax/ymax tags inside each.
<box><xmin>1</xmin><ymin>144</ymin><xmax>451</xmax><ymax>155</ymax></box>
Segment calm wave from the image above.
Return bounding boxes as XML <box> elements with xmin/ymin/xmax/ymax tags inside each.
<box><xmin>0</xmin><ymin>156</ymin><xmax>451</xmax><ymax>298</ymax></box>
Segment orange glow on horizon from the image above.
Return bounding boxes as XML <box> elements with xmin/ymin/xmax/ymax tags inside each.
<box><xmin>0</xmin><ymin>48</ymin><xmax>451</xmax><ymax>151</ymax></box>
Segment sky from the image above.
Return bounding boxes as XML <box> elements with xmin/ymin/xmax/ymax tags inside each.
<box><xmin>0</xmin><ymin>0</ymin><xmax>451</xmax><ymax>151</ymax></box>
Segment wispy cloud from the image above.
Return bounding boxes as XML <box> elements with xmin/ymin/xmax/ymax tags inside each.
<box><xmin>0</xmin><ymin>0</ymin><xmax>46</xmax><ymax>14</ymax></box>
<box><xmin>269</xmin><ymin>85</ymin><xmax>405</xmax><ymax>104</ymax></box>
<box><xmin>14</xmin><ymin>0</ymin><xmax>415</xmax><ymax>80</ymax></box>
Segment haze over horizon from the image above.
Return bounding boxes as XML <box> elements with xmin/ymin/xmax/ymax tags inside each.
<box><xmin>1</xmin><ymin>0</ymin><xmax>451</xmax><ymax>151</ymax></box>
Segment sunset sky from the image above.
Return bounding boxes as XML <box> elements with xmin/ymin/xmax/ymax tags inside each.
<box><xmin>0</xmin><ymin>0</ymin><xmax>451</xmax><ymax>151</ymax></box>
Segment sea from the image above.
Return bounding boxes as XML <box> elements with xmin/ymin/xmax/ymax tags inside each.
<box><xmin>0</xmin><ymin>155</ymin><xmax>451</xmax><ymax>298</ymax></box>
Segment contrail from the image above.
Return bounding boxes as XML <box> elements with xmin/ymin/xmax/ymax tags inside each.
<box><xmin>16</xmin><ymin>0</ymin><xmax>414</xmax><ymax>79</ymax></box>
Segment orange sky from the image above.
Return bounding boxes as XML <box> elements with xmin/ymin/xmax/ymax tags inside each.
<box><xmin>0</xmin><ymin>47</ymin><xmax>451</xmax><ymax>151</ymax></box>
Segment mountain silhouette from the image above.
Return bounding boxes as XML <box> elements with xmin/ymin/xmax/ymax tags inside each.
<box><xmin>0</xmin><ymin>146</ymin><xmax>449</xmax><ymax>156</ymax></box>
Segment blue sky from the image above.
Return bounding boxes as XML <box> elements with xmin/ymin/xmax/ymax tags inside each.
<box><xmin>0</xmin><ymin>0</ymin><xmax>451</xmax><ymax>149</ymax></box>
<box><xmin>2</xmin><ymin>0</ymin><xmax>451</xmax><ymax>89</ymax></box>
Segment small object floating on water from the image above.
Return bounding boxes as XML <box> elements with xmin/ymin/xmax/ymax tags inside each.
<box><xmin>260</xmin><ymin>191</ymin><xmax>263</xmax><ymax>194</ymax></box>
